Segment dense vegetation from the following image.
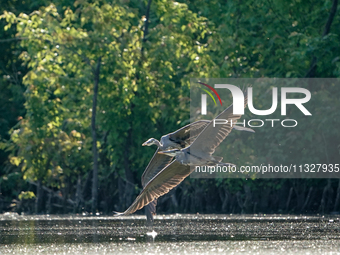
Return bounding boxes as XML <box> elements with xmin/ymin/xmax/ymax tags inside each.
<box><xmin>0</xmin><ymin>0</ymin><xmax>339</xmax><ymax>215</ymax></box>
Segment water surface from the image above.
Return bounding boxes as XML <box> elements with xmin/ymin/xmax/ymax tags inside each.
<box><xmin>1</xmin><ymin>213</ymin><xmax>339</xmax><ymax>254</ymax></box>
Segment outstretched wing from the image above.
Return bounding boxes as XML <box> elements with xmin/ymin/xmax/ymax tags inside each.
<box><xmin>142</xmin><ymin>120</ymin><xmax>210</xmax><ymax>187</ymax></box>
<box><xmin>141</xmin><ymin>149</ymin><xmax>173</xmax><ymax>187</ymax></box>
<box><xmin>117</xmin><ymin>161</ymin><xmax>191</xmax><ymax>216</ymax></box>
<box><xmin>140</xmin><ymin>120</ymin><xmax>210</xmax><ymax>217</ymax></box>
<box><xmin>167</xmin><ymin>120</ymin><xmax>210</xmax><ymax>147</ymax></box>
<box><xmin>141</xmin><ymin>150</ymin><xmax>173</xmax><ymax>221</ymax></box>
<box><xmin>189</xmin><ymin>89</ymin><xmax>249</xmax><ymax>155</ymax></box>
<box><xmin>142</xmin><ymin>152</ymin><xmax>172</xmax><ymax>223</ymax></box>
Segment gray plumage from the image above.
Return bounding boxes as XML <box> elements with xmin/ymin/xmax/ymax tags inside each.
<box><xmin>141</xmin><ymin>120</ymin><xmax>211</xmax><ymax>223</ymax></box>
<box><xmin>115</xmin><ymin>88</ymin><xmax>253</xmax><ymax>218</ymax></box>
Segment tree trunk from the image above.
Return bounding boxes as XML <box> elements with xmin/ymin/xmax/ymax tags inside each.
<box><xmin>301</xmin><ymin>187</ymin><xmax>313</xmax><ymax>213</ymax></box>
<box><xmin>285</xmin><ymin>187</ymin><xmax>293</xmax><ymax>212</ymax></box>
<box><xmin>75</xmin><ymin>175</ymin><xmax>83</xmax><ymax>213</ymax></box>
<box><xmin>319</xmin><ymin>179</ymin><xmax>332</xmax><ymax>214</ymax></box>
<box><xmin>46</xmin><ymin>190</ymin><xmax>52</xmax><ymax>214</ymax></box>
<box><xmin>35</xmin><ymin>180</ymin><xmax>42</xmax><ymax>214</ymax></box>
<box><xmin>333</xmin><ymin>179</ymin><xmax>340</xmax><ymax>212</ymax></box>
<box><xmin>123</xmin><ymin>127</ymin><xmax>135</xmax><ymax>209</ymax></box>
<box><xmin>63</xmin><ymin>176</ymin><xmax>70</xmax><ymax>214</ymax></box>
<box><xmin>91</xmin><ymin>57</ymin><xmax>101</xmax><ymax>214</ymax></box>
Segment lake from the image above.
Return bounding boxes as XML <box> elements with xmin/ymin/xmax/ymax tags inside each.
<box><xmin>1</xmin><ymin>213</ymin><xmax>339</xmax><ymax>254</ymax></box>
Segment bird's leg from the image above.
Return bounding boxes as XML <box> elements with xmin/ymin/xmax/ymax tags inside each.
<box><xmin>146</xmin><ymin>217</ymin><xmax>154</xmax><ymax>228</ymax></box>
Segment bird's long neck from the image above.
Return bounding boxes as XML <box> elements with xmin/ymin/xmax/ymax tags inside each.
<box><xmin>154</xmin><ymin>139</ymin><xmax>163</xmax><ymax>149</ymax></box>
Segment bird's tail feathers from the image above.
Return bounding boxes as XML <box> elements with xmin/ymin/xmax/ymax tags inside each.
<box><xmin>233</xmin><ymin>125</ymin><xmax>255</xmax><ymax>133</ymax></box>
<box><xmin>213</xmin><ymin>156</ymin><xmax>223</xmax><ymax>162</ymax></box>
<box><xmin>113</xmin><ymin>211</ymin><xmax>126</xmax><ymax>217</ymax></box>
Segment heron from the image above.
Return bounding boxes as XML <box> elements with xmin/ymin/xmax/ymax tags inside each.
<box><xmin>140</xmin><ymin>120</ymin><xmax>211</xmax><ymax>223</ymax></box>
<box><xmin>140</xmin><ymin>121</ymin><xmax>254</xmax><ymax>223</ymax></box>
<box><xmin>116</xmin><ymin>88</ymin><xmax>252</xmax><ymax>218</ymax></box>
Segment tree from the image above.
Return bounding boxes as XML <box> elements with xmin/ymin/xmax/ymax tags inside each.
<box><xmin>1</xmin><ymin>0</ymin><xmax>211</xmax><ymax>213</ymax></box>
<box><xmin>1</xmin><ymin>0</ymin><xmax>339</xmax><ymax>215</ymax></box>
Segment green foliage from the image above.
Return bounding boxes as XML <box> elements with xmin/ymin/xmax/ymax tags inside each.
<box><xmin>0</xmin><ymin>0</ymin><xmax>339</xmax><ymax>214</ymax></box>
<box><xmin>18</xmin><ymin>191</ymin><xmax>35</xmax><ymax>200</ymax></box>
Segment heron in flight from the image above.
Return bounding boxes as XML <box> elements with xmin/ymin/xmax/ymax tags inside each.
<box><xmin>140</xmin><ymin>121</ymin><xmax>253</xmax><ymax>223</ymax></box>
<box><xmin>116</xmin><ymin>88</ymin><xmax>253</xmax><ymax>218</ymax></box>
<box><xmin>140</xmin><ymin>120</ymin><xmax>211</xmax><ymax>223</ymax></box>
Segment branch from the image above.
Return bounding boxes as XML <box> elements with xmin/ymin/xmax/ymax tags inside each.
<box><xmin>27</xmin><ymin>180</ymin><xmax>75</xmax><ymax>205</ymax></box>
<box><xmin>141</xmin><ymin>0</ymin><xmax>153</xmax><ymax>54</ymax></box>
<box><xmin>305</xmin><ymin>0</ymin><xmax>338</xmax><ymax>77</ymax></box>
<box><xmin>0</xmin><ymin>37</ymin><xmax>28</xmax><ymax>43</ymax></box>
<box><xmin>135</xmin><ymin>0</ymin><xmax>152</xmax><ymax>80</ymax></box>
<box><xmin>62</xmin><ymin>44</ymin><xmax>93</xmax><ymax>68</ymax></box>
<box><xmin>323</xmin><ymin>0</ymin><xmax>338</xmax><ymax>36</ymax></box>
<box><xmin>0</xmin><ymin>34</ymin><xmax>98</xmax><ymax>69</ymax></box>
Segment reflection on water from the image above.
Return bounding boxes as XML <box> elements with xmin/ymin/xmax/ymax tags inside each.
<box><xmin>3</xmin><ymin>240</ymin><xmax>340</xmax><ymax>255</ymax></box>
<box><xmin>0</xmin><ymin>213</ymin><xmax>340</xmax><ymax>254</ymax></box>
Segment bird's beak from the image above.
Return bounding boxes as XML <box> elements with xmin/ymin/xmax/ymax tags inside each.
<box><xmin>158</xmin><ymin>149</ymin><xmax>178</xmax><ymax>157</ymax></box>
<box><xmin>142</xmin><ymin>142</ymin><xmax>147</xmax><ymax>146</ymax></box>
